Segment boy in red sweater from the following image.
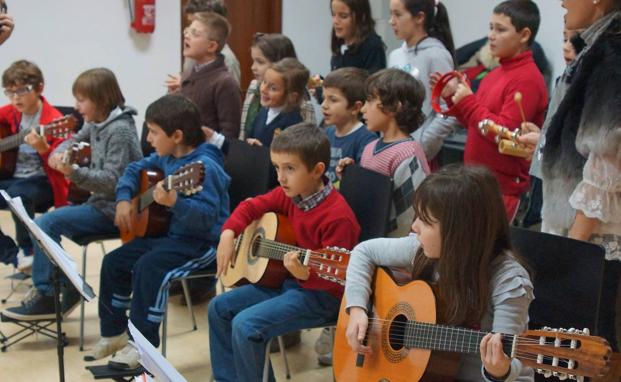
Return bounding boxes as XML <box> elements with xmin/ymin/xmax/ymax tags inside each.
<box><xmin>0</xmin><ymin>60</ymin><xmax>69</xmax><ymax>270</ymax></box>
<box><xmin>439</xmin><ymin>0</ymin><xmax>548</xmax><ymax>220</ymax></box>
<box><xmin>209</xmin><ymin>122</ymin><xmax>360</xmax><ymax>382</ymax></box>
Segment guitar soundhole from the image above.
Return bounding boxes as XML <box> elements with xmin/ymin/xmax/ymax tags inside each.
<box><xmin>247</xmin><ymin>228</ymin><xmax>265</xmax><ymax>265</ymax></box>
<box><xmin>388</xmin><ymin>314</ymin><xmax>407</xmax><ymax>351</ymax></box>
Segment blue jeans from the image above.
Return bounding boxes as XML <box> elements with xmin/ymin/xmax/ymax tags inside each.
<box><xmin>31</xmin><ymin>204</ymin><xmax>117</xmax><ymax>295</ymax></box>
<box><xmin>207</xmin><ymin>279</ymin><xmax>340</xmax><ymax>382</ymax></box>
<box><xmin>0</xmin><ymin>175</ymin><xmax>54</xmax><ymax>253</ymax></box>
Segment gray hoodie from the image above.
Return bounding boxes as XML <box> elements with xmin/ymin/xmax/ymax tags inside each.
<box><xmin>55</xmin><ymin>106</ymin><xmax>143</xmax><ymax>220</ymax></box>
<box><xmin>389</xmin><ymin>37</ymin><xmax>459</xmax><ymax>160</ymax></box>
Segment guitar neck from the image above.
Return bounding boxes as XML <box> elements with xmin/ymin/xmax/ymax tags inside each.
<box><xmin>137</xmin><ymin>174</ymin><xmax>176</xmax><ymax>211</ymax></box>
<box><xmin>0</xmin><ymin>128</ymin><xmax>31</xmax><ymax>153</ymax></box>
<box><xmin>404</xmin><ymin>321</ymin><xmax>514</xmax><ymax>357</ymax></box>
<box><xmin>240</xmin><ymin>234</ymin><xmax>307</xmax><ymax>262</ymax></box>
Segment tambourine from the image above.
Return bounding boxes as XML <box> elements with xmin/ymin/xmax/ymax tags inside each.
<box><xmin>431</xmin><ymin>71</ymin><xmax>467</xmax><ymax>116</ymax></box>
<box><xmin>478</xmin><ymin>119</ymin><xmax>529</xmax><ymax>159</ymax></box>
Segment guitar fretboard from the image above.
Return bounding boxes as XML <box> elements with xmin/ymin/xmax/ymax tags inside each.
<box><xmin>238</xmin><ymin>233</ymin><xmax>307</xmax><ymax>262</ymax></box>
<box><xmin>404</xmin><ymin>321</ymin><xmax>514</xmax><ymax>356</ymax></box>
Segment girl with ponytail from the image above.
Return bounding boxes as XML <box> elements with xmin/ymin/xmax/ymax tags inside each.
<box><xmin>387</xmin><ymin>0</ymin><xmax>457</xmax><ymax>162</ymax></box>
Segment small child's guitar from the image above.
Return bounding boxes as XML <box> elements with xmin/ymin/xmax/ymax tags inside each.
<box><xmin>120</xmin><ymin>161</ymin><xmax>204</xmax><ymax>243</ymax></box>
<box><xmin>220</xmin><ymin>212</ymin><xmax>350</xmax><ymax>288</ymax></box>
<box><xmin>62</xmin><ymin>141</ymin><xmax>92</xmax><ymax>204</ymax></box>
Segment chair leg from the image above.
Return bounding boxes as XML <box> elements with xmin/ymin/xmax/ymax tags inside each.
<box><xmin>79</xmin><ymin>244</ymin><xmax>88</xmax><ymax>351</ymax></box>
<box><xmin>162</xmin><ymin>303</ymin><xmax>167</xmax><ymax>358</ymax></box>
<box><xmin>98</xmin><ymin>240</ymin><xmax>106</xmax><ymax>255</ymax></box>
<box><xmin>180</xmin><ymin>279</ymin><xmax>197</xmax><ymax>330</ymax></box>
<box><xmin>262</xmin><ymin>339</ymin><xmax>272</xmax><ymax>382</ymax></box>
<box><xmin>277</xmin><ymin>336</ymin><xmax>291</xmax><ymax>379</ymax></box>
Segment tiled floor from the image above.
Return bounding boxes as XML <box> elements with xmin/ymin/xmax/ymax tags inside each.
<box><xmin>0</xmin><ymin>210</ymin><xmax>333</xmax><ymax>381</ymax></box>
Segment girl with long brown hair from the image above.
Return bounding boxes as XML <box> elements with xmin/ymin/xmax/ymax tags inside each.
<box><xmin>344</xmin><ymin>164</ymin><xmax>534</xmax><ymax>381</ymax></box>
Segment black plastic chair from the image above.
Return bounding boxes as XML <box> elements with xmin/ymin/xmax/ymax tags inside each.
<box><xmin>510</xmin><ymin>227</ymin><xmax>607</xmax><ymax>381</ymax></box>
<box><xmin>339</xmin><ymin>165</ymin><xmax>393</xmax><ymax>242</ymax></box>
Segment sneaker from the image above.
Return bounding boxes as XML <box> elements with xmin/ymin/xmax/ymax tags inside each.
<box><xmin>61</xmin><ymin>285</ymin><xmax>81</xmax><ymax>317</ymax></box>
<box><xmin>269</xmin><ymin>331</ymin><xmax>301</xmax><ymax>353</ymax></box>
<box><xmin>84</xmin><ymin>332</ymin><xmax>129</xmax><ymax>361</ymax></box>
<box><xmin>314</xmin><ymin>327</ymin><xmax>334</xmax><ymax>355</ymax></box>
<box><xmin>2</xmin><ymin>289</ymin><xmax>56</xmax><ymax>321</ymax></box>
<box><xmin>16</xmin><ymin>250</ymin><xmax>33</xmax><ymax>273</ymax></box>
<box><xmin>108</xmin><ymin>343</ymin><xmax>140</xmax><ymax>370</ymax></box>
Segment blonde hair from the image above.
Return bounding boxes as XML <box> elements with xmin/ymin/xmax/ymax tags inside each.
<box><xmin>193</xmin><ymin>11</ymin><xmax>230</xmax><ymax>53</ymax></box>
<box><xmin>268</xmin><ymin>58</ymin><xmax>309</xmax><ymax>111</ymax></box>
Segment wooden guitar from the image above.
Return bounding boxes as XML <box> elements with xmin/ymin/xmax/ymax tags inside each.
<box><xmin>333</xmin><ymin>268</ymin><xmax>612</xmax><ymax>382</ymax></box>
<box><xmin>120</xmin><ymin>161</ymin><xmax>205</xmax><ymax>243</ymax></box>
<box><xmin>0</xmin><ymin>114</ymin><xmax>78</xmax><ymax>178</ymax></box>
<box><xmin>61</xmin><ymin>141</ymin><xmax>92</xmax><ymax>204</ymax></box>
<box><xmin>220</xmin><ymin>212</ymin><xmax>351</xmax><ymax>289</ymax></box>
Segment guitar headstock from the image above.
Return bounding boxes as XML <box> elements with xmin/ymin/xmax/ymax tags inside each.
<box><xmin>516</xmin><ymin>327</ymin><xmax>611</xmax><ymax>380</ymax></box>
<box><xmin>62</xmin><ymin>142</ymin><xmax>91</xmax><ymax>167</ymax></box>
<box><xmin>42</xmin><ymin>115</ymin><xmax>78</xmax><ymax>138</ymax></box>
<box><xmin>309</xmin><ymin>247</ymin><xmax>350</xmax><ymax>286</ymax></box>
<box><xmin>170</xmin><ymin>161</ymin><xmax>205</xmax><ymax>196</ymax></box>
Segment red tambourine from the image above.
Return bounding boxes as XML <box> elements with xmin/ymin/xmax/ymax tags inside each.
<box><xmin>431</xmin><ymin>71</ymin><xmax>468</xmax><ymax>116</ymax></box>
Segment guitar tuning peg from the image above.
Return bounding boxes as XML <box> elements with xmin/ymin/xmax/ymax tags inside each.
<box><xmin>557</xmin><ymin>373</ymin><xmax>568</xmax><ymax>380</ymax></box>
<box><xmin>582</xmin><ymin>328</ymin><xmax>590</xmax><ymax>335</ymax></box>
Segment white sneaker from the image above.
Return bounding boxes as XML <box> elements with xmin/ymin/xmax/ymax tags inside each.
<box><xmin>83</xmin><ymin>333</ymin><xmax>129</xmax><ymax>361</ymax></box>
<box><xmin>16</xmin><ymin>251</ymin><xmax>33</xmax><ymax>273</ymax></box>
<box><xmin>108</xmin><ymin>343</ymin><xmax>140</xmax><ymax>370</ymax></box>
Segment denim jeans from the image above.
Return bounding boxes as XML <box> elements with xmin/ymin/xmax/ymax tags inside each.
<box><xmin>207</xmin><ymin>278</ymin><xmax>340</xmax><ymax>382</ymax></box>
<box><xmin>31</xmin><ymin>204</ymin><xmax>117</xmax><ymax>296</ymax></box>
<box><xmin>0</xmin><ymin>175</ymin><xmax>54</xmax><ymax>252</ymax></box>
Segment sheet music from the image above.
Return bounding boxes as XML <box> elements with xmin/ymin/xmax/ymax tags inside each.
<box><xmin>128</xmin><ymin>321</ymin><xmax>188</xmax><ymax>382</ymax></box>
<box><xmin>0</xmin><ymin>190</ymin><xmax>95</xmax><ymax>301</ymax></box>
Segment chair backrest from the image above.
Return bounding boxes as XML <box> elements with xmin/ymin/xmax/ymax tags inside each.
<box><xmin>224</xmin><ymin>139</ymin><xmax>274</xmax><ymax>211</ymax></box>
<box><xmin>511</xmin><ymin>227</ymin><xmax>605</xmax><ymax>332</ymax></box>
<box><xmin>339</xmin><ymin>165</ymin><xmax>392</xmax><ymax>242</ymax></box>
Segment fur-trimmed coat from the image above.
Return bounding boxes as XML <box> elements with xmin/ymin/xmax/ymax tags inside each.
<box><xmin>541</xmin><ymin>14</ymin><xmax>621</xmax><ymax>238</ymax></box>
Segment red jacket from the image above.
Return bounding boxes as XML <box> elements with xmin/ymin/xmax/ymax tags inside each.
<box><xmin>0</xmin><ymin>97</ymin><xmax>70</xmax><ymax>207</ymax></box>
<box><xmin>453</xmin><ymin>51</ymin><xmax>548</xmax><ymax>196</ymax></box>
<box><xmin>222</xmin><ymin>186</ymin><xmax>360</xmax><ymax>299</ymax></box>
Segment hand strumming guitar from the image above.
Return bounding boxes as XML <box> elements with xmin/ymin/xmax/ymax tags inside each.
<box><xmin>153</xmin><ymin>180</ymin><xmax>177</xmax><ymax>207</ymax></box>
<box><xmin>283</xmin><ymin>251</ymin><xmax>310</xmax><ymax>281</ymax></box>
<box><xmin>24</xmin><ymin>129</ymin><xmax>50</xmax><ymax>154</ymax></box>
<box><xmin>114</xmin><ymin>200</ymin><xmax>133</xmax><ymax>235</ymax></box>
<box><xmin>216</xmin><ymin>229</ymin><xmax>236</xmax><ymax>277</ymax></box>
<box><xmin>48</xmin><ymin>152</ymin><xmax>74</xmax><ymax>176</ymax></box>
<box><xmin>345</xmin><ymin>306</ymin><xmax>372</xmax><ymax>355</ymax></box>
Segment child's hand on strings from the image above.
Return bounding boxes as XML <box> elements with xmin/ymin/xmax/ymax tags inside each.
<box><xmin>165</xmin><ymin>73</ymin><xmax>181</xmax><ymax>93</ymax></box>
<box><xmin>216</xmin><ymin>229</ymin><xmax>236</xmax><ymax>277</ymax></box>
<box><xmin>114</xmin><ymin>200</ymin><xmax>134</xmax><ymax>234</ymax></box>
<box><xmin>48</xmin><ymin>152</ymin><xmax>74</xmax><ymax>176</ymax></box>
<box><xmin>24</xmin><ymin>128</ymin><xmax>49</xmax><ymax>153</ymax></box>
<box><xmin>153</xmin><ymin>181</ymin><xmax>177</xmax><ymax>207</ymax></box>
<box><xmin>480</xmin><ymin>333</ymin><xmax>511</xmax><ymax>380</ymax></box>
<box><xmin>335</xmin><ymin>157</ymin><xmax>354</xmax><ymax>180</ymax></box>
<box><xmin>283</xmin><ymin>251</ymin><xmax>310</xmax><ymax>280</ymax></box>
<box><xmin>346</xmin><ymin>307</ymin><xmax>372</xmax><ymax>355</ymax></box>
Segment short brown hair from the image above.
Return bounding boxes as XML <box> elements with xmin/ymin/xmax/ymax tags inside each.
<box><xmin>72</xmin><ymin>68</ymin><xmax>125</xmax><ymax>120</ymax></box>
<box><xmin>271</xmin><ymin>122</ymin><xmax>330</xmax><ymax>173</ymax></box>
<box><xmin>252</xmin><ymin>33</ymin><xmax>297</xmax><ymax>63</ymax></box>
<box><xmin>193</xmin><ymin>11</ymin><xmax>230</xmax><ymax>53</ymax></box>
<box><xmin>323</xmin><ymin>67</ymin><xmax>368</xmax><ymax>108</ymax></box>
<box><xmin>268</xmin><ymin>58</ymin><xmax>309</xmax><ymax>111</ymax></box>
<box><xmin>184</xmin><ymin>0</ymin><xmax>227</xmax><ymax>17</ymax></box>
<box><xmin>2</xmin><ymin>60</ymin><xmax>44</xmax><ymax>88</ymax></box>
<box><xmin>366</xmin><ymin>68</ymin><xmax>425</xmax><ymax>134</ymax></box>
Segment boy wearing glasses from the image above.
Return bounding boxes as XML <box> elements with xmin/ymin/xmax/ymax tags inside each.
<box><xmin>0</xmin><ymin>60</ymin><xmax>69</xmax><ymax>270</ymax></box>
<box><xmin>177</xmin><ymin>11</ymin><xmax>241</xmax><ymax>139</ymax></box>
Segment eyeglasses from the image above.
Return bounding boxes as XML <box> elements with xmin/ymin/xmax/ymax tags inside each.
<box><xmin>183</xmin><ymin>27</ymin><xmax>207</xmax><ymax>38</ymax></box>
<box><xmin>4</xmin><ymin>84</ymin><xmax>34</xmax><ymax>98</ymax></box>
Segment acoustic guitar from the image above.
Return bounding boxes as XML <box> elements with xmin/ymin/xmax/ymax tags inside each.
<box><xmin>220</xmin><ymin>212</ymin><xmax>351</xmax><ymax>289</ymax></box>
<box><xmin>62</xmin><ymin>141</ymin><xmax>92</xmax><ymax>204</ymax></box>
<box><xmin>0</xmin><ymin>114</ymin><xmax>78</xmax><ymax>178</ymax></box>
<box><xmin>120</xmin><ymin>161</ymin><xmax>205</xmax><ymax>243</ymax></box>
<box><xmin>333</xmin><ymin>268</ymin><xmax>611</xmax><ymax>382</ymax></box>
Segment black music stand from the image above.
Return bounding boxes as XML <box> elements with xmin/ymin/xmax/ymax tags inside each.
<box><xmin>0</xmin><ymin>192</ymin><xmax>95</xmax><ymax>382</ymax></box>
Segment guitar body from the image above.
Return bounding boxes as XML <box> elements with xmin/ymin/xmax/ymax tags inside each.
<box><xmin>0</xmin><ymin>122</ymin><xmax>17</xmax><ymax>179</ymax></box>
<box><xmin>333</xmin><ymin>268</ymin><xmax>461</xmax><ymax>382</ymax></box>
<box><xmin>120</xmin><ymin>169</ymin><xmax>171</xmax><ymax>243</ymax></box>
<box><xmin>221</xmin><ymin>212</ymin><xmax>295</xmax><ymax>288</ymax></box>
<box><xmin>66</xmin><ymin>143</ymin><xmax>92</xmax><ymax>204</ymax></box>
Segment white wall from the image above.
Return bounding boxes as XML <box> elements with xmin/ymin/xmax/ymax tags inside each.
<box><xmin>0</xmin><ymin>0</ymin><xmax>181</xmax><ymax>128</ymax></box>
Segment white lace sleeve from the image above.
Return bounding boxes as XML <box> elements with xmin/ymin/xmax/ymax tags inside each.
<box><xmin>569</xmin><ymin>154</ymin><xmax>621</xmax><ymax>223</ymax></box>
